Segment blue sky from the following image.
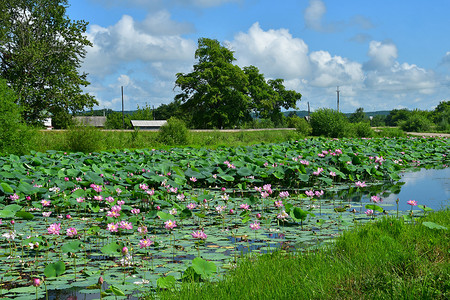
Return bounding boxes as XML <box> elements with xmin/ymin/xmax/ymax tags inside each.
<box><xmin>67</xmin><ymin>0</ymin><xmax>450</xmax><ymax>113</ymax></box>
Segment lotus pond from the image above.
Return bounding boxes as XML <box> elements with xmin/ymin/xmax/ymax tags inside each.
<box><xmin>0</xmin><ymin>136</ymin><xmax>448</xmax><ymax>299</ymax></box>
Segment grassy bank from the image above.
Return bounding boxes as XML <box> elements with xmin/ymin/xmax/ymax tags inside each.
<box><xmin>31</xmin><ymin>127</ymin><xmax>406</xmax><ymax>153</ymax></box>
<box><xmin>158</xmin><ymin>210</ymin><xmax>449</xmax><ymax>300</ymax></box>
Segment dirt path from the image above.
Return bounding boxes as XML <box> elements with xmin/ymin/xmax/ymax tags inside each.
<box><xmin>405</xmin><ymin>132</ymin><xmax>450</xmax><ymax>138</ymax></box>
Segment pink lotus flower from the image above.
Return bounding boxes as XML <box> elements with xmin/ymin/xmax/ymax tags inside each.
<box><xmin>66</xmin><ymin>227</ymin><xmax>78</xmax><ymax>237</ymax></box>
<box><xmin>239</xmin><ymin>203</ymin><xmax>250</xmax><ymax>211</ymax></box>
<box><xmin>191</xmin><ymin>230</ymin><xmax>207</xmax><ymax>240</ymax></box>
<box><xmin>274</xmin><ymin>200</ymin><xmax>283</xmax><ymax>208</ymax></box>
<box><xmin>305</xmin><ymin>190</ymin><xmax>315</xmax><ymax>197</ymax></box>
<box><xmin>249</xmin><ymin>221</ymin><xmax>261</xmax><ymax>230</ymax></box>
<box><xmin>190</xmin><ymin>177</ymin><xmax>197</xmax><ymax>182</ymax></box>
<box><xmin>315</xmin><ymin>190</ymin><xmax>324</xmax><ymax>197</ymax></box>
<box><xmin>138</xmin><ymin>226</ymin><xmax>148</xmax><ymax>234</ymax></box>
<box><xmin>313</xmin><ymin>168</ymin><xmax>324</xmax><ymax>176</ymax></box>
<box><xmin>131</xmin><ymin>208</ymin><xmax>140</xmax><ymax>214</ymax></box>
<box><xmin>279</xmin><ymin>191</ymin><xmax>289</xmax><ymax>198</ymax></box>
<box><xmin>47</xmin><ymin>223</ymin><xmax>61</xmax><ymax>235</ymax></box>
<box><xmin>139</xmin><ymin>238</ymin><xmax>154</xmax><ymax>249</ymax></box>
<box><xmin>407</xmin><ymin>200</ymin><xmax>418</xmax><ymax>206</ymax></box>
<box><xmin>107</xmin><ymin>223</ymin><xmax>119</xmax><ymax>232</ymax></box>
<box><xmin>187</xmin><ymin>203</ymin><xmax>197</xmax><ymax>210</ymax></box>
<box><xmin>10</xmin><ymin>193</ymin><xmax>19</xmax><ymax>201</ymax></box>
<box><xmin>215</xmin><ymin>205</ymin><xmax>226</xmax><ymax>213</ymax></box>
<box><xmin>105</xmin><ymin>196</ymin><xmax>115</xmax><ymax>203</ymax></box>
<box><xmin>277</xmin><ymin>211</ymin><xmax>289</xmax><ymax>220</ymax></box>
<box><xmin>355</xmin><ymin>181</ymin><xmax>366</xmax><ymax>188</ymax></box>
<box><xmin>90</xmin><ymin>184</ymin><xmax>102</xmax><ymax>193</ymax></box>
<box><xmin>164</xmin><ymin>219</ymin><xmax>177</xmax><ymax>230</ymax></box>
<box><xmin>365</xmin><ymin>209</ymin><xmax>374</xmax><ymax>216</ymax></box>
<box><xmin>139</xmin><ymin>183</ymin><xmax>149</xmax><ymax>190</ymax></box>
<box><xmin>146</xmin><ymin>189</ymin><xmax>155</xmax><ymax>196</ymax></box>
<box><xmin>119</xmin><ymin>221</ymin><xmax>133</xmax><ymax>230</ymax></box>
<box><xmin>371</xmin><ymin>195</ymin><xmax>382</xmax><ymax>203</ymax></box>
<box><xmin>32</xmin><ymin>278</ymin><xmax>41</xmax><ymax>287</ymax></box>
<box><xmin>329</xmin><ymin>171</ymin><xmax>336</xmax><ymax>177</ymax></box>
<box><xmin>41</xmin><ymin>199</ymin><xmax>51</xmax><ymax>207</ymax></box>
<box><xmin>94</xmin><ymin>195</ymin><xmax>103</xmax><ymax>201</ymax></box>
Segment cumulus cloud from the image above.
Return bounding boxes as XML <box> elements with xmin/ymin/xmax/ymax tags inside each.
<box><xmin>83</xmin><ymin>13</ymin><xmax>196</xmax><ymax>77</ymax></box>
<box><xmin>364</xmin><ymin>40</ymin><xmax>398</xmax><ymax>71</ymax></box>
<box><xmin>230</xmin><ymin>23</ymin><xmax>311</xmax><ymax>79</ymax></box>
<box><xmin>309</xmin><ymin>51</ymin><xmax>364</xmax><ymax>87</ymax></box>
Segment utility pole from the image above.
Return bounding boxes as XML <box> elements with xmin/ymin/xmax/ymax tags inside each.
<box><xmin>336</xmin><ymin>86</ymin><xmax>340</xmax><ymax>112</ymax></box>
<box><xmin>307</xmin><ymin>101</ymin><xmax>310</xmax><ymax>120</ymax></box>
<box><xmin>121</xmin><ymin>86</ymin><xmax>125</xmax><ymax>129</ymax></box>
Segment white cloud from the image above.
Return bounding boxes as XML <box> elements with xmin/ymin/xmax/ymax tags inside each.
<box><xmin>304</xmin><ymin>0</ymin><xmax>327</xmax><ymax>31</ymax></box>
<box><xmin>230</xmin><ymin>22</ymin><xmax>311</xmax><ymax>79</ymax></box>
<box><xmin>364</xmin><ymin>40</ymin><xmax>398</xmax><ymax>71</ymax></box>
<box><xmin>309</xmin><ymin>50</ymin><xmax>364</xmax><ymax>87</ymax></box>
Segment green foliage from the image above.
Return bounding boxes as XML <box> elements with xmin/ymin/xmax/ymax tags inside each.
<box><xmin>105</xmin><ymin>112</ymin><xmax>132</xmax><ymax>129</ymax></box>
<box><xmin>158</xmin><ymin>117</ymin><xmax>190</xmax><ymax>145</ymax></box>
<box><xmin>350</xmin><ymin>122</ymin><xmax>374</xmax><ymax>137</ymax></box>
<box><xmin>295</xmin><ymin>118</ymin><xmax>312</xmax><ymax>136</ymax></box>
<box><xmin>375</xmin><ymin>127</ymin><xmax>406</xmax><ymax>137</ymax></box>
<box><xmin>400</xmin><ymin>113</ymin><xmax>433</xmax><ymax>132</ymax></box>
<box><xmin>160</xmin><ymin>210</ymin><xmax>450</xmax><ymax>300</ymax></box>
<box><xmin>370</xmin><ymin>114</ymin><xmax>386</xmax><ymax>127</ymax></box>
<box><xmin>0</xmin><ymin>79</ymin><xmax>35</xmax><ymax>154</ymax></box>
<box><xmin>385</xmin><ymin>109</ymin><xmax>411</xmax><ymax>126</ymax></box>
<box><xmin>66</xmin><ymin>125</ymin><xmax>103</xmax><ymax>153</ymax></box>
<box><xmin>431</xmin><ymin>101</ymin><xmax>449</xmax><ymax>132</ymax></box>
<box><xmin>310</xmin><ymin>108</ymin><xmax>350</xmax><ymax>138</ymax></box>
<box><xmin>0</xmin><ymin>0</ymin><xmax>97</xmax><ymax>125</ymax></box>
<box><xmin>175</xmin><ymin>38</ymin><xmax>300</xmax><ymax>129</ymax></box>
<box><xmin>348</xmin><ymin>107</ymin><xmax>369</xmax><ymax>123</ymax></box>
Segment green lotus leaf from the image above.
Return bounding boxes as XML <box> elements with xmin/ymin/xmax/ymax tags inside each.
<box><xmin>15</xmin><ymin>211</ymin><xmax>34</xmax><ymax>220</ymax></box>
<box><xmin>1</xmin><ymin>182</ymin><xmax>14</xmax><ymax>193</ymax></box>
<box><xmin>422</xmin><ymin>221</ymin><xmax>447</xmax><ymax>230</ymax></box>
<box><xmin>44</xmin><ymin>261</ymin><xmax>66</xmax><ymax>278</ymax></box>
<box><xmin>101</xmin><ymin>241</ymin><xmax>124</xmax><ymax>255</ymax></box>
<box><xmin>61</xmin><ymin>240</ymin><xmax>83</xmax><ymax>253</ymax></box>
<box><xmin>192</xmin><ymin>257</ymin><xmax>216</xmax><ymax>278</ymax></box>
<box><xmin>157</xmin><ymin>275</ymin><xmax>176</xmax><ymax>289</ymax></box>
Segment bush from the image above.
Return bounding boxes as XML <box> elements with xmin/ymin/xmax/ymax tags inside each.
<box><xmin>158</xmin><ymin>117</ymin><xmax>190</xmax><ymax>145</ymax></box>
<box><xmin>399</xmin><ymin>114</ymin><xmax>433</xmax><ymax>132</ymax></box>
<box><xmin>66</xmin><ymin>125</ymin><xmax>103</xmax><ymax>153</ymax></box>
<box><xmin>351</xmin><ymin>122</ymin><xmax>374</xmax><ymax>138</ymax></box>
<box><xmin>0</xmin><ymin>79</ymin><xmax>35</xmax><ymax>155</ymax></box>
<box><xmin>375</xmin><ymin>127</ymin><xmax>406</xmax><ymax>138</ymax></box>
<box><xmin>295</xmin><ymin>118</ymin><xmax>312</xmax><ymax>136</ymax></box>
<box><xmin>310</xmin><ymin>108</ymin><xmax>349</xmax><ymax>138</ymax></box>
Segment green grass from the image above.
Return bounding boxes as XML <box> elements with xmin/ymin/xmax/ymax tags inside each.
<box><xmin>157</xmin><ymin>210</ymin><xmax>450</xmax><ymax>300</ymax></box>
<box><xmin>32</xmin><ymin>129</ymin><xmax>303</xmax><ymax>153</ymax></box>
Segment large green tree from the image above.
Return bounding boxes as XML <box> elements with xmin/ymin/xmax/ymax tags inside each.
<box><xmin>0</xmin><ymin>0</ymin><xmax>97</xmax><ymax>126</ymax></box>
<box><xmin>174</xmin><ymin>38</ymin><xmax>301</xmax><ymax>129</ymax></box>
<box><xmin>175</xmin><ymin>38</ymin><xmax>251</xmax><ymax>129</ymax></box>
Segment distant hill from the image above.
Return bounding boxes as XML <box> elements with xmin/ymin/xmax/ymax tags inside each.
<box><xmin>283</xmin><ymin>110</ymin><xmax>391</xmax><ymax>118</ymax></box>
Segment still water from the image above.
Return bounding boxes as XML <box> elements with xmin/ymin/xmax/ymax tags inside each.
<box><xmin>363</xmin><ymin>167</ymin><xmax>449</xmax><ymax>211</ymax></box>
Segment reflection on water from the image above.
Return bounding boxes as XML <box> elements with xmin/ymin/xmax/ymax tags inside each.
<box><xmin>363</xmin><ymin>168</ymin><xmax>449</xmax><ymax>211</ymax></box>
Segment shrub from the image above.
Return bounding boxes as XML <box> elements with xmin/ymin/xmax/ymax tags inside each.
<box><xmin>66</xmin><ymin>124</ymin><xmax>103</xmax><ymax>153</ymax></box>
<box><xmin>0</xmin><ymin>79</ymin><xmax>35</xmax><ymax>155</ymax></box>
<box><xmin>375</xmin><ymin>127</ymin><xmax>406</xmax><ymax>138</ymax></box>
<box><xmin>310</xmin><ymin>108</ymin><xmax>349</xmax><ymax>138</ymax></box>
<box><xmin>295</xmin><ymin>118</ymin><xmax>312</xmax><ymax>136</ymax></box>
<box><xmin>351</xmin><ymin>122</ymin><xmax>374</xmax><ymax>138</ymax></box>
<box><xmin>158</xmin><ymin>117</ymin><xmax>190</xmax><ymax>145</ymax></box>
<box><xmin>399</xmin><ymin>114</ymin><xmax>433</xmax><ymax>132</ymax></box>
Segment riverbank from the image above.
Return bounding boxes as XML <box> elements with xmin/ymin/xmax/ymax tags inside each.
<box><xmin>158</xmin><ymin>209</ymin><xmax>450</xmax><ymax>300</ymax></box>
